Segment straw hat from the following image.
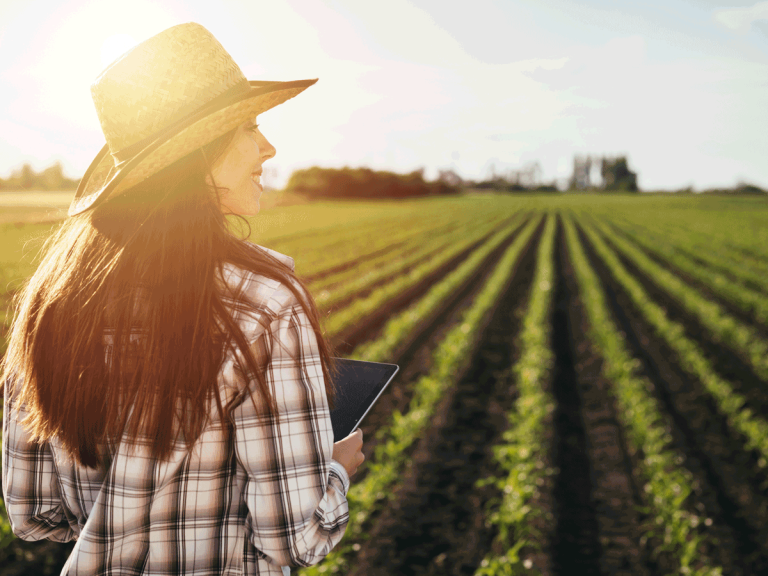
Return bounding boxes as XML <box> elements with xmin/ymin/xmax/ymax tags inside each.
<box><xmin>68</xmin><ymin>22</ymin><xmax>317</xmax><ymax>216</ymax></box>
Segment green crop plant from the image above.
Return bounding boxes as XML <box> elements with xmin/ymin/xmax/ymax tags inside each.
<box><xmin>602</xmin><ymin>219</ymin><xmax>768</xmax><ymax>326</ymax></box>
<box><xmin>474</xmin><ymin>213</ymin><xmax>556</xmax><ymax>576</ymax></box>
<box><xmin>314</xmin><ymin>214</ymin><xmax>516</xmax><ymax>312</ymax></box>
<box><xmin>579</xmin><ymin>219</ymin><xmax>768</xmax><ymax>468</ymax></box>
<box><xmin>564</xmin><ymin>214</ymin><xmax>721</xmax><ymax>575</ymax></box>
<box><xmin>587</xmin><ymin>217</ymin><xmax>768</xmax><ymax>383</ymax></box>
<box><xmin>325</xmin><ymin>217</ymin><xmax>529</xmax><ymax>338</ymax></box>
<box><xmin>299</xmin><ymin>212</ymin><xmax>542</xmax><ymax>575</ymax></box>
<box><xmin>354</xmin><ymin>215</ymin><xmax>536</xmax><ymax>363</ymax></box>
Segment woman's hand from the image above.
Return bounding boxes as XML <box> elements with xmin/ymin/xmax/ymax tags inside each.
<box><xmin>332</xmin><ymin>428</ymin><xmax>365</xmax><ymax>478</ymax></box>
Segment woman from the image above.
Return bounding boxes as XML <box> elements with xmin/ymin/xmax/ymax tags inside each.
<box><xmin>1</xmin><ymin>22</ymin><xmax>363</xmax><ymax>575</ymax></box>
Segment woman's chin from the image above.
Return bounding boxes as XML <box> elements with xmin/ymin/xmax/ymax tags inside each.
<box><xmin>220</xmin><ymin>198</ymin><xmax>260</xmax><ymax>217</ymax></box>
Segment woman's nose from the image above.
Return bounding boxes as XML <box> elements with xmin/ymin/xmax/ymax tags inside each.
<box><xmin>259</xmin><ymin>134</ymin><xmax>276</xmax><ymax>161</ymax></box>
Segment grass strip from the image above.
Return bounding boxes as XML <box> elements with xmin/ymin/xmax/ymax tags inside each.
<box><xmin>325</xmin><ymin>216</ymin><xmax>528</xmax><ymax>338</ymax></box>
<box><xmin>301</xmin><ymin>212</ymin><xmax>540</xmax><ymax>575</ymax></box>
<box><xmin>474</xmin><ymin>213</ymin><xmax>557</xmax><ymax>576</ymax></box>
<box><xmin>579</xmin><ymin>219</ymin><xmax>768</xmax><ymax>466</ymax></box>
<box><xmin>353</xmin><ymin>215</ymin><xmax>536</xmax><ymax>362</ymax></box>
<box><xmin>564</xmin><ymin>214</ymin><xmax>722</xmax><ymax>575</ymax></box>
<box><xmin>588</xmin><ymin>217</ymin><xmax>768</xmax><ymax>382</ymax></box>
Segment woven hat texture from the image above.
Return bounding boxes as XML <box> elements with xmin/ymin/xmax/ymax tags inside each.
<box><xmin>69</xmin><ymin>22</ymin><xmax>316</xmax><ymax>216</ymax></box>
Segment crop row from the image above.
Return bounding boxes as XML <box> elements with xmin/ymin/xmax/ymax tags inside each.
<box><xmin>264</xmin><ymin>202</ymin><xmax>448</xmax><ymax>251</ymax></box>
<box><xmin>291</xmin><ymin>214</ymin><xmax>458</xmax><ymax>280</ymax></box>
<box><xmin>286</xmin><ymin>205</ymin><xmax>507</xmax><ymax>280</ymax></box>
<box><xmin>608</xmin><ymin>216</ymin><xmax>768</xmax><ymax>300</ymax></box>
<box><xmin>610</xmin><ymin>215</ymin><xmax>768</xmax><ymax>285</ymax></box>
<box><xmin>606</xmin><ymin>221</ymin><xmax>768</xmax><ymax>326</ymax></box>
<box><xmin>603</xmin><ymin>201</ymin><xmax>768</xmax><ymax>265</ymax></box>
<box><xmin>353</xmin><ymin>216</ymin><xmax>535</xmax><ymax>363</ymax></box>
<box><xmin>563</xmin><ymin>214</ymin><xmax>722</xmax><ymax>575</ymax></box>
<box><xmin>307</xmin><ymin>216</ymin><xmax>472</xmax><ymax>292</ymax></box>
<box><xmin>584</xmin><ymin>216</ymin><xmax>768</xmax><ymax>383</ymax></box>
<box><xmin>579</xmin><ymin>218</ymin><xmax>768</xmax><ymax>466</ymax></box>
<box><xmin>266</xmin><ymin>197</ymin><xmax>485</xmax><ymax>253</ymax></box>
<box><xmin>300</xmin><ymin>216</ymin><xmax>541</xmax><ymax>575</ymax></box>
<box><xmin>474</xmin><ymin>214</ymin><xmax>556</xmax><ymax>576</ymax></box>
<box><xmin>324</xmin><ymin>216</ymin><xmax>527</xmax><ymax>338</ymax></box>
<box><xmin>313</xmin><ymin>214</ymin><xmax>513</xmax><ymax>312</ymax></box>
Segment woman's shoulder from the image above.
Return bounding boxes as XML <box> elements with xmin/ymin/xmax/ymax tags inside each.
<box><xmin>220</xmin><ymin>242</ymin><xmax>302</xmax><ymax>339</ymax></box>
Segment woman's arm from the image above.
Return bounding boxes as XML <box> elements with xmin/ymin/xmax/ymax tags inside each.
<box><xmin>231</xmin><ymin>295</ymin><xmax>349</xmax><ymax>569</ymax></box>
<box><xmin>2</xmin><ymin>388</ymin><xmax>77</xmax><ymax>543</ymax></box>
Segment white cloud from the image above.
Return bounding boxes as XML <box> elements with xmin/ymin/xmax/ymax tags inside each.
<box><xmin>713</xmin><ymin>1</ymin><xmax>768</xmax><ymax>35</ymax></box>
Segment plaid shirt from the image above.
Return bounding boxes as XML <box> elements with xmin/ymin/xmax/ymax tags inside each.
<box><xmin>2</xmin><ymin>245</ymin><xmax>350</xmax><ymax>575</ymax></box>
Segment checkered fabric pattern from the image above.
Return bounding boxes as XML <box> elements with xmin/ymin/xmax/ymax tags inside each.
<box><xmin>2</xmin><ymin>245</ymin><xmax>349</xmax><ymax>575</ymax></box>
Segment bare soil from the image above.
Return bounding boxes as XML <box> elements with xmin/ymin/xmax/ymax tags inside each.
<box><xmin>346</xmin><ymin>220</ymin><xmax>542</xmax><ymax>576</ymax></box>
<box><xmin>554</xmin><ymin>220</ymin><xmax>651</xmax><ymax>576</ymax></box>
<box><xmin>578</xmin><ymin>222</ymin><xmax>768</xmax><ymax>575</ymax></box>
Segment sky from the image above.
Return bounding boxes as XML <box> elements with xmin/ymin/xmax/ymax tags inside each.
<box><xmin>1</xmin><ymin>0</ymin><xmax>767</xmax><ymax>191</ymax></box>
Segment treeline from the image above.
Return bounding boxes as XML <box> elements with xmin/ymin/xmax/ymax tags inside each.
<box><xmin>673</xmin><ymin>182</ymin><xmax>766</xmax><ymax>195</ymax></box>
<box><xmin>0</xmin><ymin>162</ymin><xmax>79</xmax><ymax>191</ymax></box>
<box><xmin>466</xmin><ymin>162</ymin><xmax>559</xmax><ymax>193</ymax></box>
<box><xmin>569</xmin><ymin>155</ymin><xmax>638</xmax><ymax>192</ymax></box>
<box><xmin>284</xmin><ymin>166</ymin><xmax>459</xmax><ymax>198</ymax></box>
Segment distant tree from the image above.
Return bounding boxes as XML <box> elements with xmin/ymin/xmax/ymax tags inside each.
<box><xmin>735</xmin><ymin>183</ymin><xmax>766</xmax><ymax>195</ymax></box>
<box><xmin>40</xmin><ymin>162</ymin><xmax>66</xmax><ymax>190</ymax></box>
<box><xmin>19</xmin><ymin>163</ymin><xmax>35</xmax><ymax>189</ymax></box>
<box><xmin>1</xmin><ymin>162</ymin><xmax>79</xmax><ymax>191</ymax></box>
<box><xmin>284</xmin><ymin>166</ymin><xmax>458</xmax><ymax>199</ymax></box>
<box><xmin>600</xmin><ymin>156</ymin><xmax>638</xmax><ymax>192</ymax></box>
<box><xmin>437</xmin><ymin>168</ymin><xmax>463</xmax><ymax>188</ymax></box>
<box><xmin>569</xmin><ymin>155</ymin><xmax>593</xmax><ymax>190</ymax></box>
<box><xmin>700</xmin><ymin>182</ymin><xmax>767</xmax><ymax>195</ymax></box>
<box><xmin>509</xmin><ymin>161</ymin><xmax>542</xmax><ymax>190</ymax></box>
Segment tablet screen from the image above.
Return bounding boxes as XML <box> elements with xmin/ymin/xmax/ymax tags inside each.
<box><xmin>329</xmin><ymin>358</ymin><xmax>399</xmax><ymax>441</ymax></box>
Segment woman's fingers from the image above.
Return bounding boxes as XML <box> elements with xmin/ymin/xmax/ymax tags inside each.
<box><xmin>332</xmin><ymin>428</ymin><xmax>366</xmax><ymax>478</ymax></box>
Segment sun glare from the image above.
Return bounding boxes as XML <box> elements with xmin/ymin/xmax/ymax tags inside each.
<box><xmin>101</xmin><ymin>34</ymin><xmax>138</xmax><ymax>70</ymax></box>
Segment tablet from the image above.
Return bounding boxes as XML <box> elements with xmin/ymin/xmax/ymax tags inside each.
<box><xmin>329</xmin><ymin>357</ymin><xmax>399</xmax><ymax>441</ymax></box>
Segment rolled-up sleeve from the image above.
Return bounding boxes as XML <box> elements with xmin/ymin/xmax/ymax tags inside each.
<box><xmin>232</xmin><ymin>297</ymin><xmax>348</xmax><ymax>569</ymax></box>
<box><xmin>2</xmin><ymin>389</ymin><xmax>76</xmax><ymax>543</ymax></box>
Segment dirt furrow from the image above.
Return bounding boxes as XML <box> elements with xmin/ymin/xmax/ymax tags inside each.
<box><xmin>578</xmin><ymin>223</ymin><xmax>768</xmax><ymax>575</ymax></box>
<box><xmin>555</xmin><ymin>221</ymin><xmax>650</xmax><ymax>576</ymax></box>
<box><xmin>346</xmin><ymin>221</ymin><xmax>542</xmax><ymax>576</ymax></box>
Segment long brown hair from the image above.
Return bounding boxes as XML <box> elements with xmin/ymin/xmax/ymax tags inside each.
<box><xmin>1</xmin><ymin>129</ymin><xmax>335</xmax><ymax>468</ymax></box>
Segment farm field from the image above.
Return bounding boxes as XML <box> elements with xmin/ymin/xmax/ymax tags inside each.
<box><xmin>1</xmin><ymin>192</ymin><xmax>767</xmax><ymax>575</ymax></box>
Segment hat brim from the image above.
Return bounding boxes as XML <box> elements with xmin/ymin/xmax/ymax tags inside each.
<box><xmin>69</xmin><ymin>79</ymin><xmax>317</xmax><ymax>216</ymax></box>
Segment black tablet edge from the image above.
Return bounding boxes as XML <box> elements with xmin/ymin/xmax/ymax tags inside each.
<box><xmin>346</xmin><ymin>363</ymin><xmax>399</xmax><ymax>436</ymax></box>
